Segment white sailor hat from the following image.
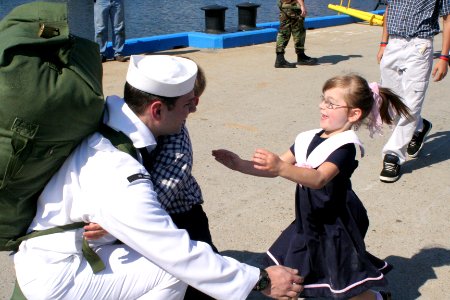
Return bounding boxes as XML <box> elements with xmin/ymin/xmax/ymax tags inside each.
<box><xmin>126</xmin><ymin>55</ymin><xmax>198</xmax><ymax>97</ymax></box>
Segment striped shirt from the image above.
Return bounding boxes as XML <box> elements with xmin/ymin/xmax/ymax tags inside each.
<box><xmin>147</xmin><ymin>124</ymin><xmax>203</xmax><ymax>214</ymax></box>
<box><xmin>386</xmin><ymin>0</ymin><xmax>450</xmax><ymax>38</ymax></box>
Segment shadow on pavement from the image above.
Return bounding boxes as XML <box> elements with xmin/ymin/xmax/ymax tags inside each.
<box><xmin>403</xmin><ymin>130</ymin><xmax>450</xmax><ymax>174</ymax></box>
<box><xmin>222</xmin><ymin>247</ymin><xmax>450</xmax><ymax>299</ymax></box>
<box><xmin>385</xmin><ymin>247</ymin><xmax>450</xmax><ymax>299</ymax></box>
<box><xmin>317</xmin><ymin>54</ymin><xmax>363</xmax><ymax>65</ymax></box>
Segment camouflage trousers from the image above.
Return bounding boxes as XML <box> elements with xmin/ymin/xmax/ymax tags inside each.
<box><xmin>275</xmin><ymin>1</ymin><xmax>306</xmax><ymax>54</ymax></box>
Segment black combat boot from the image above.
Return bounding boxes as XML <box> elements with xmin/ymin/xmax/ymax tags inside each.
<box><xmin>297</xmin><ymin>51</ymin><xmax>318</xmax><ymax>65</ymax></box>
<box><xmin>274</xmin><ymin>53</ymin><xmax>296</xmax><ymax>68</ymax></box>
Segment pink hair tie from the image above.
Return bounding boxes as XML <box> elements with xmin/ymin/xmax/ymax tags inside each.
<box><xmin>353</xmin><ymin>82</ymin><xmax>384</xmax><ymax>137</ymax></box>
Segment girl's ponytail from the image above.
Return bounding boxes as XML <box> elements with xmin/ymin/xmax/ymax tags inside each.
<box><xmin>378</xmin><ymin>86</ymin><xmax>412</xmax><ymax>125</ymax></box>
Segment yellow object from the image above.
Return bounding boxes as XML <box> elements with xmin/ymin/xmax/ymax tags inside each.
<box><xmin>339</xmin><ymin>0</ymin><xmax>352</xmax><ymax>8</ymax></box>
<box><xmin>328</xmin><ymin>3</ymin><xmax>384</xmax><ymax>26</ymax></box>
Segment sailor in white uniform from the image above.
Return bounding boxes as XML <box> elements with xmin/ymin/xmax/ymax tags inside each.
<box><xmin>13</xmin><ymin>55</ymin><xmax>302</xmax><ymax>300</ymax></box>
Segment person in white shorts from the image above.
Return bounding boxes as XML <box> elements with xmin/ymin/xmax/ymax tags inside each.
<box><xmin>377</xmin><ymin>0</ymin><xmax>450</xmax><ymax>183</ymax></box>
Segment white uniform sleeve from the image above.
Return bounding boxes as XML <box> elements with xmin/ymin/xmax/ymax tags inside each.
<box><xmin>87</xmin><ymin>152</ymin><xmax>259</xmax><ymax>300</ymax></box>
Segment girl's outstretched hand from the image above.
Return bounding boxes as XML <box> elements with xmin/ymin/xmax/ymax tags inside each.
<box><xmin>253</xmin><ymin>148</ymin><xmax>282</xmax><ymax>176</ymax></box>
<box><xmin>212</xmin><ymin>149</ymin><xmax>241</xmax><ymax>171</ymax></box>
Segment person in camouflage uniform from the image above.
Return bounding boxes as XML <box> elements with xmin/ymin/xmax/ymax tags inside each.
<box><xmin>275</xmin><ymin>0</ymin><xmax>318</xmax><ymax>68</ymax></box>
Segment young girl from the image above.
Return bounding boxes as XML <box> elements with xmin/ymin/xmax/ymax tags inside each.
<box><xmin>212</xmin><ymin>74</ymin><xmax>410</xmax><ymax>300</ymax></box>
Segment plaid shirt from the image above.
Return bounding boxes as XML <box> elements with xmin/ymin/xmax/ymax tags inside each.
<box><xmin>386</xmin><ymin>0</ymin><xmax>450</xmax><ymax>38</ymax></box>
<box><xmin>147</xmin><ymin>124</ymin><xmax>203</xmax><ymax>214</ymax></box>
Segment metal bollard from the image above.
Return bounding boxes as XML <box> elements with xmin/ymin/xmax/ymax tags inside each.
<box><xmin>236</xmin><ymin>2</ymin><xmax>261</xmax><ymax>31</ymax></box>
<box><xmin>201</xmin><ymin>5</ymin><xmax>228</xmax><ymax>33</ymax></box>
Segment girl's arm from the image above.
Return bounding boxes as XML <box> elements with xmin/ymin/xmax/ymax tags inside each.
<box><xmin>253</xmin><ymin>148</ymin><xmax>339</xmax><ymax>189</ymax></box>
<box><xmin>212</xmin><ymin>149</ymin><xmax>295</xmax><ymax>177</ymax></box>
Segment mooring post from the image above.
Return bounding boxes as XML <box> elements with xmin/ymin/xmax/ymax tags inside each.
<box><xmin>201</xmin><ymin>4</ymin><xmax>228</xmax><ymax>33</ymax></box>
<box><xmin>236</xmin><ymin>2</ymin><xmax>261</xmax><ymax>31</ymax></box>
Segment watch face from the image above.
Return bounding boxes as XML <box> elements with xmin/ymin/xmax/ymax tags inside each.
<box><xmin>258</xmin><ymin>275</ymin><xmax>270</xmax><ymax>290</ymax></box>
<box><xmin>255</xmin><ymin>269</ymin><xmax>271</xmax><ymax>291</ymax></box>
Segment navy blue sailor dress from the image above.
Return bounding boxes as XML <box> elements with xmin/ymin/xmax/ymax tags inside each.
<box><xmin>265</xmin><ymin>133</ymin><xmax>391</xmax><ymax>299</ymax></box>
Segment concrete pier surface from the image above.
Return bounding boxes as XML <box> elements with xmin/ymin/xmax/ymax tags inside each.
<box><xmin>1</xmin><ymin>22</ymin><xmax>449</xmax><ymax>299</ymax></box>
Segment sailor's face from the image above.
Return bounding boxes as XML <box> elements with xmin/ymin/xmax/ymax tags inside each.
<box><xmin>161</xmin><ymin>90</ymin><xmax>197</xmax><ymax>135</ymax></box>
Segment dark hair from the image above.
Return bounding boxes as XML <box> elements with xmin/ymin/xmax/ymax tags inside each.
<box><xmin>322</xmin><ymin>74</ymin><xmax>411</xmax><ymax>125</ymax></box>
<box><xmin>177</xmin><ymin>56</ymin><xmax>206</xmax><ymax>97</ymax></box>
<box><xmin>194</xmin><ymin>64</ymin><xmax>206</xmax><ymax>97</ymax></box>
<box><xmin>123</xmin><ymin>82</ymin><xmax>178</xmax><ymax>115</ymax></box>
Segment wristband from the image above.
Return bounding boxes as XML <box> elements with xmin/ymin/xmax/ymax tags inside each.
<box><xmin>439</xmin><ymin>55</ymin><xmax>449</xmax><ymax>62</ymax></box>
<box><xmin>380</xmin><ymin>42</ymin><xmax>388</xmax><ymax>47</ymax></box>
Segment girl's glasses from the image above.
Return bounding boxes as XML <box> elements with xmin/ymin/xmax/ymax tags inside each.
<box><xmin>320</xmin><ymin>95</ymin><xmax>352</xmax><ymax>110</ymax></box>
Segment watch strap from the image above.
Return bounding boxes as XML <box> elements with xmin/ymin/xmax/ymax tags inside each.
<box><xmin>253</xmin><ymin>268</ymin><xmax>271</xmax><ymax>291</ymax></box>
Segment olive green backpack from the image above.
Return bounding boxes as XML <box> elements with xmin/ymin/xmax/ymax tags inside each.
<box><xmin>0</xmin><ymin>2</ymin><xmax>105</xmax><ymax>252</ymax></box>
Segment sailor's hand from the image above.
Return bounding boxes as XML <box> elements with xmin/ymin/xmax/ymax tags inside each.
<box><xmin>262</xmin><ymin>265</ymin><xmax>303</xmax><ymax>299</ymax></box>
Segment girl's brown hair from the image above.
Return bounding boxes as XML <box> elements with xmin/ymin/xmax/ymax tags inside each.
<box><xmin>322</xmin><ymin>74</ymin><xmax>411</xmax><ymax>125</ymax></box>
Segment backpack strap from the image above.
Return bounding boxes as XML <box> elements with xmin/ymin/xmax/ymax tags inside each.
<box><xmin>98</xmin><ymin>124</ymin><xmax>138</xmax><ymax>160</ymax></box>
<box><xmin>11</xmin><ymin>280</ymin><xmax>26</xmax><ymax>300</ymax></box>
<box><xmin>6</xmin><ymin>222</ymin><xmax>85</xmax><ymax>251</ymax></box>
<box><xmin>10</xmin><ymin>225</ymin><xmax>104</xmax><ymax>299</ymax></box>
<box><xmin>11</xmin><ymin>222</ymin><xmax>106</xmax><ymax>274</ymax></box>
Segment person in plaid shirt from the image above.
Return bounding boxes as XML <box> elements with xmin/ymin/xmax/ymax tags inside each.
<box><xmin>146</xmin><ymin>64</ymin><xmax>218</xmax><ymax>299</ymax></box>
<box><xmin>147</xmin><ymin>64</ymin><xmax>217</xmax><ymax>249</ymax></box>
<box><xmin>377</xmin><ymin>0</ymin><xmax>450</xmax><ymax>183</ymax></box>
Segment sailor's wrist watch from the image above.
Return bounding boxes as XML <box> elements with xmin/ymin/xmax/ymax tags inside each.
<box><xmin>253</xmin><ymin>268</ymin><xmax>271</xmax><ymax>291</ymax></box>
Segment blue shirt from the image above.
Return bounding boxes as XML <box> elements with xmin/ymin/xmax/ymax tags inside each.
<box><xmin>386</xmin><ymin>0</ymin><xmax>450</xmax><ymax>38</ymax></box>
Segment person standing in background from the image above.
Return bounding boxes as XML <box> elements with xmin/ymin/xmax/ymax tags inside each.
<box><xmin>94</xmin><ymin>0</ymin><xmax>127</xmax><ymax>62</ymax></box>
<box><xmin>274</xmin><ymin>0</ymin><xmax>318</xmax><ymax>68</ymax></box>
<box><xmin>376</xmin><ymin>0</ymin><xmax>450</xmax><ymax>183</ymax></box>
